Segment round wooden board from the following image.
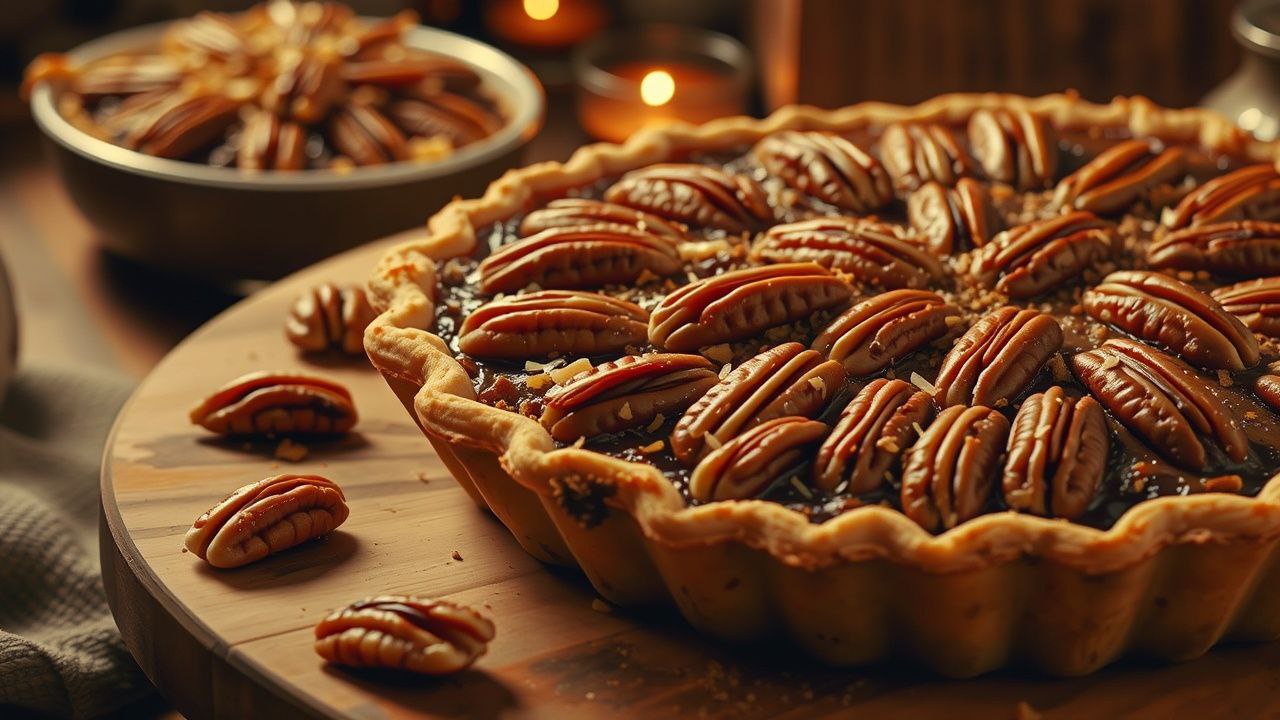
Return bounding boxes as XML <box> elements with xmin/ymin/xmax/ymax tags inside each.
<box><xmin>102</xmin><ymin>237</ymin><xmax>1280</xmax><ymax>720</ymax></box>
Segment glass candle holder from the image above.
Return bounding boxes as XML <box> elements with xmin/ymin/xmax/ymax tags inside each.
<box><xmin>484</xmin><ymin>0</ymin><xmax>607</xmax><ymax>51</ymax></box>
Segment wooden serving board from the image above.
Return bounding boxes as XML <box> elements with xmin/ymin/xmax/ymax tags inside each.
<box><xmin>101</xmin><ymin>238</ymin><xmax>1280</xmax><ymax>720</ymax></box>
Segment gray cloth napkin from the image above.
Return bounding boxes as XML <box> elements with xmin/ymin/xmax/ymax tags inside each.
<box><xmin>0</xmin><ymin>363</ymin><xmax>151</xmax><ymax>718</ymax></box>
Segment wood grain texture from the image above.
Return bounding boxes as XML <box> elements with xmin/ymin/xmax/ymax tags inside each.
<box><xmin>102</xmin><ymin>239</ymin><xmax>1280</xmax><ymax>719</ymax></box>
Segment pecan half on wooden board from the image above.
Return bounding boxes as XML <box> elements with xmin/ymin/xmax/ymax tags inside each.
<box><xmin>907</xmin><ymin>178</ymin><xmax>1002</xmax><ymax>254</ymax></box>
<box><xmin>315</xmin><ymin>596</ymin><xmax>494</xmax><ymax>675</ymax></box>
<box><xmin>671</xmin><ymin>343</ymin><xmax>844</xmax><ymax>464</ymax></box>
<box><xmin>1071</xmin><ymin>338</ymin><xmax>1247</xmax><ymax>470</ymax></box>
<box><xmin>1147</xmin><ymin>220</ymin><xmax>1280</xmax><ymax>277</ymax></box>
<box><xmin>539</xmin><ymin>354</ymin><xmax>717</xmax><ymax>442</ymax></box>
<box><xmin>878</xmin><ymin>122</ymin><xmax>972</xmax><ymax>193</ymax></box>
<box><xmin>1213</xmin><ymin>276</ymin><xmax>1280</xmax><ymax>337</ymax></box>
<box><xmin>190</xmin><ymin>371</ymin><xmax>357</xmax><ymax>437</ymax></box>
<box><xmin>518</xmin><ymin>198</ymin><xmax>688</xmax><ymax>240</ymax></box>
<box><xmin>932</xmin><ymin>306</ymin><xmax>1063</xmax><ymax>408</ymax></box>
<box><xmin>970</xmin><ymin>211</ymin><xmax>1119</xmax><ymax>298</ymax></box>
<box><xmin>1052</xmin><ymin>139</ymin><xmax>1187</xmax><ymax>215</ymax></box>
<box><xmin>813</xmin><ymin>378</ymin><xmax>934</xmax><ymax>494</ymax></box>
<box><xmin>752</xmin><ymin>130</ymin><xmax>892</xmax><ymax>213</ymax></box>
<box><xmin>689</xmin><ymin>416</ymin><xmax>828</xmax><ymax>502</ymax></box>
<box><xmin>478</xmin><ymin>224</ymin><xmax>683</xmax><ymax>294</ymax></box>
<box><xmin>603</xmin><ymin>164</ymin><xmax>772</xmax><ymax>234</ymax></box>
<box><xmin>184</xmin><ymin>474</ymin><xmax>349</xmax><ymax>568</ymax></box>
<box><xmin>286</xmin><ymin>283</ymin><xmax>377</xmax><ymax>355</ymax></box>
<box><xmin>966</xmin><ymin>107</ymin><xmax>1058</xmax><ymax>190</ymax></box>
<box><xmin>901</xmin><ymin>405</ymin><xmax>1010</xmax><ymax>532</ymax></box>
<box><xmin>458</xmin><ymin>291</ymin><xmax>648</xmax><ymax>360</ymax></box>
<box><xmin>1082</xmin><ymin>270</ymin><xmax>1259</xmax><ymax>371</ymax></box>
<box><xmin>811</xmin><ymin>289</ymin><xmax>960</xmax><ymax>376</ymax></box>
<box><xmin>1002</xmin><ymin>387</ymin><xmax>1108</xmax><ymax>520</ymax></box>
<box><xmin>648</xmin><ymin>262</ymin><xmax>853</xmax><ymax>353</ymax></box>
<box><xmin>1162</xmin><ymin>164</ymin><xmax>1280</xmax><ymax>231</ymax></box>
<box><xmin>751</xmin><ymin>217</ymin><xmax>945</xmax><ymax>290</ymax></box>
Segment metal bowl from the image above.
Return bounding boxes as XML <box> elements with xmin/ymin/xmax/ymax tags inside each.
<box><xmin>28</xmin><ymin>22</ymin><xmax>544</xmax><ymax>280</ymax></box>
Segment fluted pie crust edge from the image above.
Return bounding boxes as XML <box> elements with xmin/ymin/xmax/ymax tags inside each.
<box><xmin>365</xmin><ymin>92</ymin><xmax>1280</xmax><ymax>676</ymax></box>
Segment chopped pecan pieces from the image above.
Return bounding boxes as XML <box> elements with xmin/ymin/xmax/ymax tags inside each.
<box><xmin>315</xmin><ymin>595</ymin><xmax>494</xmax><ymax>675</ymax></box>
<box><xmin>689</xmin><ymin>416</ymin><xmax>828</xmax><ymax>502</ymax></box>
<box><xmin>185</xmin><ymin>474</ymin><xmax>348</xmax><ymax>568</ymax></box>
<box><xmin>933</xmin><ymin>307</ymin><xmax>1063</xmax><ymax>407</ymax></box>
<box><xmin>285</xmin><ymin>283</ymin><xmax>377</xmax><ymax>355</ymax></box>
<box><xmin>971</xmin><ymin>211</ymin><xmax>1119</xmax><ymax>298</ymax></box>
<box><xmin>1053</xmin><ymin>139</ymin><xmax>1187</xmax><ymax>214</ymax></box>
<box><xmin>603</xmin><ymin>164</ymin><xmax>772</xmax><ymax>233</ymax></box>
<box><xmin>879</xmin><ymin>122</ymin><xmax>972</xmax><ymax>193</ymax></box>
<box><xmin>1162</xmin><ymin>164</ymin><xmax>1280</xmax><ymax>231</ymax></box>
<box><xmin>459</xmin><ymin>291</ymin><xmax>648</xmax><ymax>359</ymax></box>
<box><xmin>539</xmin><ymin>354</ymin><xmax>717</xmax><ymax>442</ymax></box>
<box><xmin>907</xmin><ymin>178</ymin><xmax>1002</xmax><ymax>254</ymax></box>
<box><xmin>1213</xmin><ymin>276</ymin><xmax>1280</xmax><ymax>337</ymax></box>
<box><xmin>966</xmin><ymin>107</ymin><xmax>1058</xmax><ymax>190</ymax></box>
<box><xmin>901</xmin><ymin>405</ymin><xmax>1010</xmax><ymax>532</ymax></box>
<box><xmin>751</xmin><ymin>217</ymin><xmax>945</xmax><ymax>290</ymax></box>
<box><xmin>1147</xmin><ymin>220</ymin><xmax>1280</xmax><ymax>277</ymax></box>
<box><xmin>518</xmin><ymin>198</ymin><xmax>688</xmax><ymax>240</ymax></box>
<box><xmin>478</xmin><ymin>224</ymin><xmax>682</xmax><ymax>294</ymax></box>
<box><xmin>1082</xmin><ymin>270</ymin><xmax>1259</xmax><ymax>370</ymax></box>
<box><xmin>1071</xmin><ymin>338</ymin><xmax>1247</xmax><ymax>470</ymax></box>
<box><xmin>648</xmin><ymin>263</ymin><xmax>853</xmax><ymax>352</ymax></box>
<box><xmin>813</xmin><ymin>378</ymin><xmax>934</xmax><ymax>493</ymax></box>
<box><xmin>671</xmin><ymin>343</ymin><xmax>845</xmax><ymax>463</ymax></box>
<box><xmin>1003</xmin><ymin>387</ymin><xmax>1108</xmax><ymax>519</ymax></box>
<box><xmin>190</xmin><ymin>371</ymin><xmax>357</xmax><ymax>436</ymax></box>
<box><xmin>811</xmin><ymin>289</ymin><xmax>960</xmax><ymax>376</ymax></box>
<box><xmin>753</xmin><ymin>130</ymin><xmax>892</xmax><ymax>212</ymax></box>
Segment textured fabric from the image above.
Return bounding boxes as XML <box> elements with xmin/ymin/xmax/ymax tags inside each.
<box><xmin>0</xmin><ymin>364</ymin><xmax>151</xmax><ymax>718</ymax></box>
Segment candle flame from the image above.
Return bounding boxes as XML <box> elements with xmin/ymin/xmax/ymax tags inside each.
<box><xmin>523</xmin><ymin>0</ymin><xmax>559</xmax><ymax>21</ymax></box>
<box><xmin>640</xmin><ymin>70</ymin><xmax>675</xmax><ymax>107</ymax></box>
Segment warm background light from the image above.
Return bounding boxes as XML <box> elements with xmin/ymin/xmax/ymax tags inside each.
<box><xmin>523</xmin><ymin>0</ymin><xmax>559</xmax><ymax>21</ymax></box>
<box><xmin>640</xmin><ymin>70</ymin><xmax>675</xmax><ymax>107</ymax></box>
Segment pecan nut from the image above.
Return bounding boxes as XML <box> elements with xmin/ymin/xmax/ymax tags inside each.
<box><xmin>1147</xmin><ymin>220</ymin><xmax>1280</xmax><ymax>277</ymax></box>
<box><xmin>263</xmin><ymin>52</ymin><xmax>345</xmax><ymax>124</ymax></box>
<box><xmin>1002</xmin><ymin>387</ymin><xmax>1108</xmax><ymax>520</ymax></box>
<box><xmin>163</xmin><ymin>11</ymin><xmax>251</xmax><ymax>60</ymax></box>
<box><xmin>813</xmin><ymin>378</ymin><xmax>934</xmax><ymax>494</ymax></box>
<box><xmin>878</xmin><ymin>122</ymin><xmax>972</xmax><ymax>192</ymax></box>
<box><xmin>602</xmin><ymin>164</ymin><xmax>772</xmax><ymax>234</ymax></box>
<box><xmin>1071</xmin><ymin>338</ymin><xmax>1247</xmax><ymax>470</ymax></box>
<box><xmin>752</xmin><ymin>130</ymin><xmax>892</xmax><ymax>213</ymax></box>
<box><xmin>1052</xmin><ymin>139</ymin><xmax>1187</xmax><ymax>214</ymax></box>
<box><xmin>285</xmin><ymin>283</ymin><xmax>377</xmax><ymax>355</ymax></box>
<box><xmin>671</xmin><ymin>342</ymin><xmax>845</xmax><ymax>463</ymax></box>
<box><xmin>971</xmin><ymin>211</ymin><xmax>1119</xmax><ymax>298</ymax></box>
<box><xmin>329</xmin><ymin>102</ymin><xmax>410</xmax><ymax>166</ymax></box>
<box><xmin>932</xmin><ymin>306</ymin><xmax>1063</xmax><ymax>408</ymax></box>
<box><xmin>386</xmin><ymin>93</ymin><xmax>502</xmax><ymax>148</ymax></box>
<box><xmin>1082</xmin><ymin>270</ymin><xmax>1260</xmax><ymax>370</ymax></box>
<box><xmin>1162</xmin><ymin>164</ymin><xmax>1280</xmax><ymax>231</ymax></box>
<box><xmin>124</xmin><ymin>92</ymin><xmax>242</xmax><ymax>159</ymax></box>
<box><xmin>966</xmin><ymin>107</ymin><xmax>1058</xmax><ymax>190</ymax></box>
<box><xmin>459</xmin><ymin>291</ymin><xmax>648</xmax><ymax>360</ymax></box>
<box><xmin>190</xmin><ymin>371</ymin><xmax>358</xmax><ymax>436</ymax></box>
<box><xmin>314</xmin><ymin>595</ymin><xmax>495</xmax><ymax>675</ymax></box>
<box><xmin>69</xmin><ymin>55</ymin><xmax>183</xmax><ymax>99</ymax></box>
<box><xmin>478</xmin><ymin>224</ymin><xmax>683</xmax><ymax>294</ymax></box>
<box><xmin>751</xmin><ymin>217</ymin><xmax>945</xmax><ymax>290</ymax></box>
<box><xmin>1255</xmin><ymin>374</ymin><xmax>1280</xmax><ymax>414</ymax></box>
<box><xmin>184</xmin><ymin>474</ymin><xmax>349</xmax><ymax>568</ymax></box>
<box><xmin>539</xmin><ymin>354</ymin><xmax>717</xmax><ymax>442</ymax></box>
<box><xmin>648</xmin><ymin>262</ymin><xmax>853</xmax><ymax>352</ymax></box>
<box><xmin>238</xmin><ymin>110</ymin><xmax>306</xmax><ymax>171</ymax></box>
<box><xmin>688</xmin><ymin>416</ymin><xmax>828</xmax><ymax>502</ymax></box>
<box><xmin>811</xmin><ymin>289</ymin><xmax>960</xmax><ymax>376</ymax></box>
<box><xmin>906</xmin><ymin>178</ymin><xmax>1002</xmax><ymax>254</ymax></box>
<box><xmin>1212</xmin><ymin>276</ymin><xmax>1280</xmax><ymax>337</ymax></box>
<box><xmin>901</xmin><ymin>405</ymin><xmax>1010</xmax><ymax>532</ymax></box>
<box><xmin>518</xmin><ymin>198</ymin><xmax>687</xmax><ymax>240</ymax></box>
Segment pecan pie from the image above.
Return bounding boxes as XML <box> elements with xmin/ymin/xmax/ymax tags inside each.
<box><xmin>366</xmin><ymin>93</ymin><xmax>1280</xmax><ymax>677</ymax></box>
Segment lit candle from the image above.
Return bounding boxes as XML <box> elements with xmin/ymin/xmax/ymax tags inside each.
<box><xmin>484</xmin><ymin>0</ymin><xmax>606</xmax><ymax>51</ymax></box>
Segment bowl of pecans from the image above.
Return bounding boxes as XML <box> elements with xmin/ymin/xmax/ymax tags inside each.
<box><xmin>23</xmin><ymin>1</ymin><xmax>543</xmax><ymax>280</ymax></box>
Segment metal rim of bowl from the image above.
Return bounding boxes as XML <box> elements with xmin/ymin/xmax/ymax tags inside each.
<box><xmin>28</xmin><ymin>21</ymin><xmax>545</xmax><ymax>192</ymax></box>
<box><xmin>1234</xmin><ymin>0</ymin><xmax>1280</xmax><ymax>59</ymax></box>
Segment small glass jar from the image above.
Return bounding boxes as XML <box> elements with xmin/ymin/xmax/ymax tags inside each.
<box><xmin>1203</xmin><ymin>0</ymin><xmax>1280</xmax><ymax>140</ymax></box>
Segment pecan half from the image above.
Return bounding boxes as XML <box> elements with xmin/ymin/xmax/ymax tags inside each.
<box><xmin>1082</xmin><ymin>270</ymin><xmax>1259</xmax><ymax>370</ymax></box>
<box><xmin>124</xmin><ymin>92</ymin><xmax>241</xmax><ymax>159</ymax></box>
<box><xmin>184</xmin><ymin>474</ymin><xmax>348</xmax><ymax>568</ymax></box>
<box><xmin>933</xmin><ymin>306</ymin><xmax>1063</xmax><ymax>407</ymax></box>
<box><xmin>458</xmin><ymin>291</ymin><xmax>648</xmax><ymax>359</ymax></box>
<box><xmin>263</xmin><ymin>52</ymin><xmax>344</xmax><ymax>124</ymax></box>
<box><xmin>813</xmin><ymin>378</ymin><xmax>934</xmax><ymax>493</ymax></box>
<box><xmin>752</xmin><ymin>130</ymin><xmax>892</xmax><ymax>212</ymax></box>
<box><xmin>966</xmin><ymin>107</ymin><xmax>1058</xmax><ymax>190</ymax></box>
<box><xmin>478</xmin><ymin>224</ymin><xmax>683</xmax><ymax>294</ymax></box>
<box><xmin>164</xmin><ymin>11</ymin><xmax>250</xmax><ymax>60</ymax></box>
<box><xmin>906</xmin><ymin>178</ymin><xmax>1002</xmax><ymax>254</ymax></box>
<box><xmin>901</xmin><ymin>405</ymin><xmax>1010</xmax><ymax>532</ymax></box>
<box><xmin>1052</xmin><ymin>139</ymin><xmax>1188</xmax><ymax>214</ymax></box>
<box><xmin>1071</xmin><ymin>338</ymin><xmax>1247</xmax><ymax>470</ymax></box>
<box><xmin>1147</xmin><ymin>220</ymin><xmax>1280</xmax><ymax>277</ymax></box>
<box><xmin>190</xmin><ymin>371</ymin><xmax>358</xmax><ymax>436</ymax></box>
<box><xmin>1255</xmin><ymin>374</ymin><xmax>1280</xmax><ymax>414</ymax></box>
<box><xmin>1212</xmin><ymin>276</ymin><xmax>1280</xmax><ymax>337</ymax></box>
<box><xmin>70</xmin><ymin>55</ymin><xmax>183</xmax><ymax>99</ymax></box>
<box><xmin>688</xmin><ymin>416</ymin><xmax>828</xmax><ymax>502</ymax></box>
<box><xmin>602</xmin><ymin>164</ymin><xmax>772</xmax><ymax>234</ymax></box>
<box><xmin>330</xmin><ymin>102</ymin><xmax>410</xmax><ymax>166</ymax></box>
<box><xmin>648</xmin><ymin>263</ymin><xmax>853</xmax><ymax>352</ymax></box>
<box><xmin>879</xmin><ymin>122</ymin><xmax>972</xmax><ymax>192</ymax></box>
<box><xmin>286</xmin><ymin>283</ymin><xmax>377</xmax><ymax>355</ymax></box>
<box><xmin>751</xmin><ymin>217</ymin><xmax>945</xmax><ymax>290</ymax></box>
<box><xmin>386</xmin><ymin>94</ymin><xmax>502</xmax><ymax>148</ymax></box>
<box><xmin>237</xmin><ymin>110</ymin><xmax>306</xmax><ymax>171</ymax></box>
<box><xmin>539</xmin><ymin>354</ymin><xmax>717</xmax><ymax>442</ymax></box>
<box><xmin>518</xmin><ymin>198</ymin><xmax>687</xmax><ymax>240</ymax></box>
<box><xmin>671</xmin><ymin>343</ymin><xmax>845</xmax><ymax>463</ymax></box>
<box><xmin>971</xmin><ymin>211</ymin><xmax>1119</xmax><ymax>298</ymax></box>
<box><xmin>315</xmin><ymin>596</ymin><xmax>494</xmax><ymax>675</ymax></box>
<box><xmin>811</xmin><ymin>289</ymin><xmax>960</xmax><ymax>376</ymax></box>
<box><xmin>1002</xmin><ymin>387</ymin><xmax>1108</xmax><ymax>520</ymax></box>
<box><xmin>1162</xmin><ymin>164</ymin><xmax>1280</xmax><ymax>231</ymax></box>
